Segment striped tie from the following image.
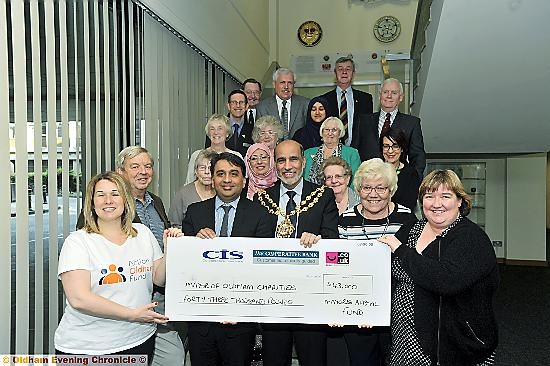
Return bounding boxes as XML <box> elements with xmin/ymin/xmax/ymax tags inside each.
<box><xmin>339</xmin><ymin>90</ymin><xmax>349</xmax><ymax>144</ymax></box>
<box><xmin>281</xmin><ymin>100</ymin><xmax>289</xmax><ymax>138</ymax></box>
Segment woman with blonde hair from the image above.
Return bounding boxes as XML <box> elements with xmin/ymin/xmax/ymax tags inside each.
<box><xmin>55</xmin><ymin>171</ymin><xmax>181</xmax><ymax>361</ymax></box>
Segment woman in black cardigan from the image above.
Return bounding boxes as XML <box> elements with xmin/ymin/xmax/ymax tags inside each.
<box><xmin>380</xmin><ymin>127</ymin><xmax>420</xmax><ymax>211</ymax></box>
<box><xmin>379</xmin><ymin>169</ymin><xmax>499</xmax><ymax>366</ymax></box>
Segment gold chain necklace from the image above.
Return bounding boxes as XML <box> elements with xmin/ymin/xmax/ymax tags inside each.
<box><xmin>257</xmin><ymin>185</ymin><xmax>325</xmax><ymax>238</ymax></box>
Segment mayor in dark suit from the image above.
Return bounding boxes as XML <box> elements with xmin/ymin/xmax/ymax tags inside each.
<box><xmin>256</xmin><ymin>68</ymin><xmax>310</xmax><ymax>140</ymax></box>
<box><xmin>254</xmin><ymin>140</ymin><xmax>339</xmax><ymax>366</ymax></box>
<box><xmin>352</xmin><ymin>78</ymin><xmax>426</xmax><ymax>178</ymax></box>
<box><xmin>182</xmin><ymin>152</ymin><xmax>272</xmax><ymax>366</ymax></box>
<box><xmin>319</xmin><ymin>56</ymin><xmax>373</xmax><ymax>147</ymax></box>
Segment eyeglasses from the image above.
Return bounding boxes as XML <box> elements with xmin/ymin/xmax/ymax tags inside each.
<box><xmin>259</xmin><ymin>130</ymin><xmax>276</xmax><ymax>137</ymax></box>
<box><xmin>229</xmin><ymin>100</ymin><xmax>246</xmax><ymax>106</ymax></box>
<box><xmin>324</xmin><ymin>174</ymin><xmax>348</xmax><ymax>182</ymax></box>
<box><xmin>323</xmin><ymin>128</ymin><xmax>339</xmax><ymax>134</ymax></box>
<box><xmin>382</xmin><ymin>144</ymin><xmax>401</xmax><ymax>151</ymax></box>
<box><xmin>248</xmin><ymin>155</ymin><xmax>269</xmax><ymax>163</ymax></box>
<box><xmin>196</xmin><ymin>165</ymin><xmax>211</xmax><ymax>172</ymax></box>
<box><xmin>245</xmin><ymin>90</ymin><xmax>261</xmax><ymax>96</ymax></box>
<box><xmin>360</xmin><ymin>186</ymin><xmax>388</xmax><ymax>194</ymax></box>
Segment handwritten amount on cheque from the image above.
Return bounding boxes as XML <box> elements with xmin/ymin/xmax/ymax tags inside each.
<box><xmin>182</xmin><ymin>281</ymin><xmax>379</xmax><ymax>308</ymax></box>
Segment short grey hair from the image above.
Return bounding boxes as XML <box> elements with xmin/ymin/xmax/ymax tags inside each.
<box><xmin>334</xmin><ymin>56</ymin><xmax>355</xmax><ymax>72</ymax></box>
<box><xmin>252</xmin><ymin>115</ymin><xmax>286</xmax><ymax>143</ymax></box>
<box><xmin>381</xmin><ymin>78</ymin><xmax>404</xmax><ymax>95</ymax></box>
<box><xmin>116</xmin><ymin>146</ymin><xmax>153</xmax><ymax>170</ymax></box>
<box><xmin>353</xmin><ymin>158</ymin><xmax>398</xmax><ymax>197</ymax></box>
<box><xmin>194</xmin><ymin>149</ymin><xmax>217</xmax><ymax>172</ymax></box>
<box><xmin>204</xmin><ymin>113</ymin><xmax>232</xmax><ymax>137</ymax></box>
<box><xmin>320</xmin><ymin>116</ymin><xmax>346</xmax><ymax>138</ymax></box>
<box><xmin>273</xmin><ymin>68</ymin><xmax>295</xmax><ymax>82</ymax></box>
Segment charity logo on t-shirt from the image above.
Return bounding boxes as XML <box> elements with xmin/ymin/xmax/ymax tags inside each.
<box><xmin>99</xmin><ymin>263</ymin><xmax>126</xmax><ymax>285</ymax></box>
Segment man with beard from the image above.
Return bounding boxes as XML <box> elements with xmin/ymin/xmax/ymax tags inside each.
<box><xmin>254</xmin><ymin>140</ymin><xmax>339</xmax><ymax>366</ymax></box>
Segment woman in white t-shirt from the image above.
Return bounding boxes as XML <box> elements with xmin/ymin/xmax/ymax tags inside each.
<box><xmin>55</xmin><ymin>171</ymin><xmax>181</xmax><ymax>361</ymax></box>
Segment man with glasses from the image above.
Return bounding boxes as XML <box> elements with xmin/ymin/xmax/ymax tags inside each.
<box><xmin>254</xmin><ymin>139</ymin><xmax>338</xmax><ymax>366</ymax></box>
<box><xmin>256</xmin><ymin>68</ymin><xmax>310</xmax><ymax>140</ymax></box>
<box><xmin>352</xmin><ymin>78</ymin><xmax>426</xmax><ymax>178</ymax></box>
<box><xmin>243</xmin><ymin>78</ymin><xmax>262</xmax><ymax>125</ymax></box>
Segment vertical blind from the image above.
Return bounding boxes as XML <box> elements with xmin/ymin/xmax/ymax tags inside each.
<box><xmin>1</xmin><ymin>0</ymin><xmax>240</xmax><ymax>354</ymax></box>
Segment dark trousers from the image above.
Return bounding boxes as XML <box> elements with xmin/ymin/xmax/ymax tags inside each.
<box><xmin>187</xmin><ymin>322</ymin><xmax>256</xmax><ymax>366</ymax></box>
<box><xmin>262</xmin><ymin>323</ymin><xmax>327</xmax><ymax>366</ymax></box>
<box><xmin>343</xmin><ymin>327</ymin><xmax>390</xmax><ymax>366</ymax></box>
<box><xmin>56</xmin><ymin>334</ymin><xmax>155</xmax><ymax>365</ymax></box>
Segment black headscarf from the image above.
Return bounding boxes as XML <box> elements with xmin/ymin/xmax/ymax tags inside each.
<box><xmin>293</xmin><ymin>96</ymin><xmax>333</xmax><ymax>150</ymax></box>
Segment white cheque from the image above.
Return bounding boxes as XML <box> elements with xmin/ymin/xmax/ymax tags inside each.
<box><xmin>165</xmin><ymin>237</ymin><xmax>391</xmax><ymax>326</ymax></box>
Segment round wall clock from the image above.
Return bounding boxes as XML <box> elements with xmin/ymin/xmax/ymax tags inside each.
<box><xmin>373</xmin><ymin>16</ymin><xmax>401</xmax><ymax>43</ymax></box>
<box><xmin>297</xmin><ymin>20</ymin><xmax>322</xmax><ymax>47</ymax></box>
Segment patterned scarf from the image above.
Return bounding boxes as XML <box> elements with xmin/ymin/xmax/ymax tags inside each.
<box><xmin>308</xmin><ymin>143</ymin><xmax>342</xmax><ymax>185</ymax></box>
<box><xmin>245</xmin><ymin>143</ymin><xmax>277</xmax><ymax>199</ymax></box>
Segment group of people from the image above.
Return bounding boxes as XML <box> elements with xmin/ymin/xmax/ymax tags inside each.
<box><xmin>54</xmin><ymin>57</ymin><xmax>499</xmax><ymax>366</ymax></box>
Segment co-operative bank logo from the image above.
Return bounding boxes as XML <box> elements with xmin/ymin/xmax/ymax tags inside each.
<box><xmin>252</xmin><ymin>250</ymin><xmax>319</xmax><ymax>265</ymax></box>
<box><xmin>326</xmin><ymin>252</ymin><xmax>350</xmax><ymax>265</ymax></box>
<box><xmin>202</xmin><ymin>249</ymin><xmax>244</xmax><ymax>262</ymax></box>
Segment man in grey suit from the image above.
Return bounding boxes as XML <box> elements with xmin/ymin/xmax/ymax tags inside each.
<box><xmin>353</xmin><ymin>78</ymin><xmax>426</xmax><ymax>178</ymax></box>
<box><xmin>256</xmin><ymin>68</ymin><xmax>310</xmax><ymax>139</ymax></box>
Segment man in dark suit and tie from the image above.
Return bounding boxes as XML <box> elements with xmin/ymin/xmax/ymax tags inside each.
<box><xmin>243</xmin><ymin>78</ymin><xmax>262</xmax><ymax>125</ymax></box>
<box><xmin>182</xmin><ymin>152</ymin><xmax>272</xmax><ymax>366</ymax></box>
<box><xmin>256</xmin><ymin>68</ymin><xmax>310</xmax><ymax>140</ymax></box>
<box><xmin>319</xmin><ymin>56</ymin><xmax>373</xmax><ymax>146</ymax></box>
<box><xmin>254</xmin><ymin>139</ymin><xmax>339</xmax><ymax>366</ymax></box>
<box><xmin>353</xmin><ymin>78</ymin><xmax>426</xmax><ymax>178</ymax></box>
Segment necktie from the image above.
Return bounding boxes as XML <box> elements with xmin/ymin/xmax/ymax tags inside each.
<box><xmin>232</xmin><ymin>123</ymin><xmax>239</xmax><ymax>147</ymax></box>
<box><xmin>248</xmin><ymin>109</ymin><xmax>254</xmax><ymax>125</ymax></box>
<box><xmin>286</xmin><ymin>191</ymin><xmax>297</xmax><ymax>237</ymax></box>
<box><xmin>281</xmin><ymin>100</ymin><xmax>289</xmax><ymax>137</ymax></box>
<box><xmin>339</xmin><ymin>90</ymin><xmax>349</xmax><ymax>144</ymax></box>
<box><xmin>381</xmin><ymin>112</ymin><xmax>391</xmax><ymax>136</ymax></box>
<box><xmin>219</xmin><ymin>205</ymin><xmax>232</xmax><ymax>237</ymax></box>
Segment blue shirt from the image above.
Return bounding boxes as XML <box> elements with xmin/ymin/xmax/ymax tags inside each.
<box><xmin>229</xmin><ymin>117</ymin><xmax>245</xmax><ymax>135</ymax></box>
<box><xmin>135</xmin><ymin>192</ymin><xmax>165</xmax><ymax>249</ymax></box>
<box><xmin>215</xmin><ymin>196</ymin><xmax>240</xmax><ymax>236</ymax></box>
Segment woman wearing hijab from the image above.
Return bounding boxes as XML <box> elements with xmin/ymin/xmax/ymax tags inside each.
<box><xmin>292</xmin><ymin>96</ymin><xmax>332</xmax><ymax>150</ymax></box>
<box><xmin>244</xmin><ymin>143</ymin><xmax>278</xmax><ymax>200</ymax></box>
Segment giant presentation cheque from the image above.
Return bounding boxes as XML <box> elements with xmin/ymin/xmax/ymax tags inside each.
<box><xmin>165</xmin><ymin>237</ymin><xmax>391</xmax><ymax>326</ymax></box>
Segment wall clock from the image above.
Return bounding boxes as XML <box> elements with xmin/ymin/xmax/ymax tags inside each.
<box><xmin>297</xmin><ymin>20</ymin><xmax>322</xmax><ymax>47</ymax></box>
<box><xmin>373</xmin><ymin>16</ymin><xmax>401</xmax><ymax>43</ymax></box>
